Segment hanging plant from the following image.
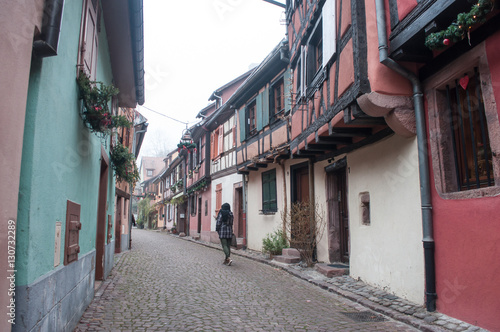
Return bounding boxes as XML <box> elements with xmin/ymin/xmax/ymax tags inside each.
<box><xmin>110</xmin><ymin>141</ymin><xmax>140</xmax><ymax>185</ymax></box>
<box><xmin>425</xmin><ymin>0</ymin><xmax>495</xmax><ymax>50</ymax></box>
<box><xmin>77</xmin><ymin>72</ymin><xmax>131</xmax><ymax>134</ymax></box>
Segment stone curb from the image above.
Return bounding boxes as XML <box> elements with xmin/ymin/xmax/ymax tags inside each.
<box><xmin>168</xmin><ymin>233</ymin><xmax>486</xmax><ymax>332</ymax></box>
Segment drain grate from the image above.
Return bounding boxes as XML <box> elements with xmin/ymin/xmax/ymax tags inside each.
<box><xmin>341</xmin><ymin>311</ymin><xmax>388</xmax><ymax>322</ymax></box>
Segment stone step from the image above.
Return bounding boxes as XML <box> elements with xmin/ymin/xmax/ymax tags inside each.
<box><xmin>315</xmin><ymin>263</ymin><xmax>349</xmax><ymax>277</ymax></box>
<box><xmin>274</xmin><ymin>255</ymin><xmax>301</xmax><ymax>264</ymax></box>
<box><xmin>282</xmin><ymin>248</ymin><xmax>301</xmax><ymax>258</ymax></box>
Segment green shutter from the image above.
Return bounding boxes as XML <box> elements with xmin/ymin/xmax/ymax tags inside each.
<box><xmin>262</xmin><ymin>88</ymin><xmax>269</xmax><ymax>127</ymax></box>
<box><xmin>256</xmin><ymin>92</ymin><xmax>263</xmax><ymax>131</ymax></box>
<box><xmin>239</xmin><ymin>107</ymin><xmax>246</xmax><ymax>142</ymax></box>
<box><xmin>284</xmin><ymin>69</ymin><xmax>291</xmax><ymax>113</ymax></box>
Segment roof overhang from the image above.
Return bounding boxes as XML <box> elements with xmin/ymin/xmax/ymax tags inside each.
<box><xmin>102</xmin><ymin>0</ymin><xmax>145</xmax><ymax>107</ymax></box>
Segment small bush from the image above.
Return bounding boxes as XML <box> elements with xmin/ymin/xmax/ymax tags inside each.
<box><xmin>262</xmin><ymin>230</ymin><xmax>288</xmax><ymax>255</ymax></box>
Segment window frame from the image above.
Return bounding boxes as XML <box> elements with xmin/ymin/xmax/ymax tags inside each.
<box><xmin>246</xmin><ymin>99</ymin><xmax>258</xmax><ymax>138</ymax></box>
<box><xmin>424</xmin><ymin>45</ymin><xmax>500</xmax><ymax>199</ymax></box>
<box><xmin>270</xmin><ymin>76</ymin><xmax>285</xmax><ymax>123</ymax></box>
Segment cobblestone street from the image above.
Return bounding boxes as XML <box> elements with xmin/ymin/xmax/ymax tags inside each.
<box><xmin>75</xmin><ymin>229</ymin><xmax>419</xmax><ymax>331</ymax></box>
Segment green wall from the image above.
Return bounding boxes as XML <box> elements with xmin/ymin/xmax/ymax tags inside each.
<box><xmin>16</xmin><ymin>0</ymin><xmax>116</xmax><ymax>286</ymax></box>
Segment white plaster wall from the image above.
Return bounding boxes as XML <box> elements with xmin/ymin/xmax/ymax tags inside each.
<box><xmin>347</xmin><ymin>135</ymin><xmax>424</xmax><ymax>304</ymax></box>
<box><xmin>246</xmin><ymin>164</ymin><xmax>285</xmax><ymax>252</ymax></box>
<box><xmin>211</xmin><ymin>173</ymin><xmax>244</xmax><ymax>231</ymax></box>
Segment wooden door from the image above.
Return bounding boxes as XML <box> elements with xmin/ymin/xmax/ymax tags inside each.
<box><xmin>197</xmin><ymin>196</ymin><xmax>202</xmax><ymax>234</ymax></box>
<box><xmin>96</xmin><ymin>154</ymin><xmax>108</xmax><ymax>280</ymax></box>
<box><xmin>326</xmin><ymin>168</ymin><xmax>349</xmax><ymax>263</ymax></box>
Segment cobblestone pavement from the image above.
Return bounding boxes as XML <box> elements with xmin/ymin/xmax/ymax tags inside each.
<box><xmin>187</xmin><ymin>236</ymin><xmax>487</xmax><ymax>332</ymax></box>
<box><xmin>76</xmin><ymin>229</ymin><xmax>420</xmax><ymax>332</ymax></box>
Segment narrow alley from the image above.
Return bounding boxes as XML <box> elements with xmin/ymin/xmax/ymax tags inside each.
<box><xmin>75</xmin><ymin>229</ymin><xmax>418</xmax><ymax>332</ymax></box>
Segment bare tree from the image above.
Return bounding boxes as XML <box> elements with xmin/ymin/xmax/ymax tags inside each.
<box><xmin>282</xmin><ymin>201</ymin><xmax>326</xmax><ymax>267</ymax></box>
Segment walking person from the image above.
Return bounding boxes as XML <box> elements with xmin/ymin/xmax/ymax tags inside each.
<box><xmin>216</xmin><ymin>203</ymin><xmax>234</xmax><ymax>266</ymax></box>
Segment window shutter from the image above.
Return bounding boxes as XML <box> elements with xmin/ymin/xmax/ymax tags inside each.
<box><xmin>256</xmin><ymin>92</ymin><xmax>263</xmax><ymax>131</ymax></box>
<box><xmin>284</xmin><ymin>69</ymin><xmax>291</xmax><ymax>113</ymax></box>
<box><xmin>269</xmin><ymin>84</ymin><xmax>275</xmax><ymax>119</ymax></box>
<box><xmin>233</xmin><ymin>122</ymin><xmax>236</xmax><ymax>147</ymax></box>
<box><xmin>322</xmin><ymin>0</ymin><xmax>336</xmax><ymax>68</ymax></box>
<box><xmin>218</xmin><ymin>125</ymin><xmax>223</xmax><ymax>156</ymax></box>
<box><xmin>239</xmin><ymin>107</ymin><xmax>246</xmax><ymax>142</ymax></box>
<box><xmin>80</xmin><ymin>0</ymin><xmax>99</xmax><ymax>79</ymax></box>
<box><xmin>262</xmin><ymin>88</ymin><xmax>270</xmax><ymax>127</ymax></box>
<box><xmin>210</xmin><ymin>132</ymin><xmax>215</xmax><ymax>160</ymax></box>
<box><xmin>64</xmin><ymin>200</ymin><xmax>81</xmax><ymax>265</ymax></box>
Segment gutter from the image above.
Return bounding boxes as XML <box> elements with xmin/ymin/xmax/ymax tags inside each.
<box><xmin>374</xmin><ymin>0</ymin><xmax>436</xmax><ymax>311</ymax></box>
<box><xmin>33</xmin><ymin>0</ymin><xmax>65</xmax><ymax>57</ymax></box>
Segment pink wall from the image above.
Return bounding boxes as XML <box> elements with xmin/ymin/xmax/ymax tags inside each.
<box><xmin>430</xmin><ymin>32</ymin><xmax>500</xmax><ymax>332</ymax></box>
<box><xmin>0</xmin><ymin>1</ymin><xmax>43</xmax><ymax>330</ymax></box>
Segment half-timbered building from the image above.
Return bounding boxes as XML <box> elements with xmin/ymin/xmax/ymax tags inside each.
<box><xmin>204</xmin><ymin>70</ymin><xmax>254</xmax><ymax>245</ymax></box>
<box><xmin>283</xmin><ymin>0</ymin><xmax>426</xmax><ymax>306</ymax></box>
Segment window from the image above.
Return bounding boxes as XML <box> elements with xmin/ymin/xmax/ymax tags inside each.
<box><xmin>426</xmin><ymin>48</ymin><xmax>500</xmax><ymax>198</ymax></box>
<box><xmin>270</xmin><ymin>77</ymin><xmax>285</xmax><ymax>121</ymax></box>
<box><xmin>247</xmin><ymin>100</ymin><xmax>257</xmax><ymax>136</ymax></box>
<box><xmin>445</xmin><ymin>69</ymin><xmax>493</xmax><ymax>190</ymax></box>
<box><xmin>147</xmin><ymin>169</ymin><xmax>153</xmax><ymax>176</ymax></box>
<box><xmin>78</xmin><ymin>0</ymin><xmax>100</xmax><ymax>79</ymax></box>
<box><xmin>306</xmin><ymin>21</ymin><xmax>322</xmax><ymax>85</ymax></box>
<box><xmin>262</xmin><ymin>169</ymin><xmax>277</xmax><ymax>213</ymax></box>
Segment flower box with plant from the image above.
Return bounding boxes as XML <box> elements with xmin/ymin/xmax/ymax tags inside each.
<box><xmin>110</xmin><ymin>141</ymin><xmax>140</xmax><ymax>185</ymax></box>
<box><xmin>77</xmin><ymin>72</ymin><xmax>131</xmax><ymax>134</ymax></box>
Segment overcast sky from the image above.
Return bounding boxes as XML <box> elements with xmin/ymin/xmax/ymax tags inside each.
<box><xmin>137</xmin><ymin>0</ymin><xmax>287</xmax><ymax>160</ymax></box>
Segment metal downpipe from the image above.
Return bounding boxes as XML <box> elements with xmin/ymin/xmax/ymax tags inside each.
<box><xmin>374</xmin><ymin>0</ymin><xmax>436</xmax><ymax>311</ymax></box>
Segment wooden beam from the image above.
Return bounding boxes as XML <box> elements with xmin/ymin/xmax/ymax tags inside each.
<box><xmin>315</xmin><ymin>136</ymin><xmax>352</xmax><ymax>145</ymax></box>
<box><xmin>255</xmin><ymin>163</ymin><xmax>268</xmax><ymax>168</ymax></box>
<box><xmin>329</xmin><ymin>127</ymin><xmax>372</xmax><ymax>137</ymax></box>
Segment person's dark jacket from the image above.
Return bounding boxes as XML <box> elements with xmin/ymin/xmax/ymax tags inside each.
<box><xmin>216</xmin><ymin>203</ymin><xmax>233</xmax><ymax>239</ymax></box>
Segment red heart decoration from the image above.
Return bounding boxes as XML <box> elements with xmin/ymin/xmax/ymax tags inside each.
<box><xmin>459</xmin><ymin>75</ymin><xmax>469</xmax><ymax>90</ymax></box>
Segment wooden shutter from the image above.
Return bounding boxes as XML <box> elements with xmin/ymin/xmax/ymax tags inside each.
<box><xmin>64</xmin><ymin>200</ymin><xmax>81</xmax><ymax>265</ymax></box>
<box><xmin>256</xmin><ymin>92</ymin><xmax>263</xmax><ymax>131</ymax></box>
<box><xmin>284</xmin><ymin>69</ymin><xmax>291</xmax><ymax>113</ymax></box>
<box><xmin>215</xmin><ymin>183</ymin><xmax>222</xmax><ymax>215</ymax></box>
<box><xmin>80</xmin><ymin>0</ymin><xmax>99</xmax><ymax>79</ymax></box>
<box><xmin>218</xmin><ymin>125</ymin><xmax>223</xmax><ymax>156</ymax></box>
<box><xmin>239</xmin><ymin>108</ymin><xmax>246</xmax><ymax>142</ymax></box>
<box><xmin>262</xmin><ymin>88</ymin><xmax>270</xmax><ymax>128</ymax></box>
<box><xmin>322</xmin><ymin>0</ymin><xmax>336</xmax><ymax>67</ymax></box>
<box><xmin>210</xmin><ymin>132</ymin><xmax>215</xmax><ymax>160</ymax></box>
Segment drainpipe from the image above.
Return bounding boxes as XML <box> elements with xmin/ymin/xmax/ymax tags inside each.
<box><xmin>33</xmin><ymin>0</ymin><xmax>65</xmax><ymax>57</ymax></box>
<box><xmin>374</xmin><ymin>0</ymin><xmax>436</xmax><ymax>312</ymax></box>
